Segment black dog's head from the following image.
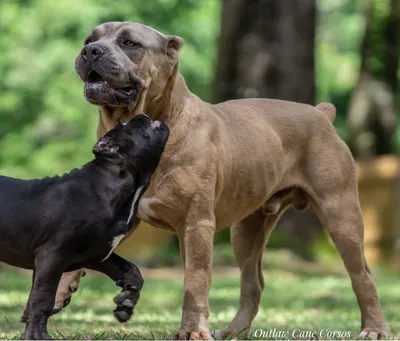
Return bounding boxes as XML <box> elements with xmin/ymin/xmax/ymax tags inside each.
<box><xmin>93</xmin><ymin>114</ymin><xmax>169</xmax><ymax>177</ymax></box>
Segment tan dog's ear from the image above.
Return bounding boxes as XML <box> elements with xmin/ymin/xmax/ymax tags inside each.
<box><xmin>166</xmin><ymin>35</ymin><xmax>184</xmax><ymax>58</ymax></box>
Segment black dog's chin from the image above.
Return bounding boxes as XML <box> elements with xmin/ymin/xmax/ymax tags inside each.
<box><xmin>84</xmin><ymin>82</ymin><xmax>139</xmax><ymax>107</ymax></box>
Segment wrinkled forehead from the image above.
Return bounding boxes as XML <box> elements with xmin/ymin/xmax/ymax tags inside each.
<box><xmin>87</xmin><ymin>22</ymin><xmax>165</xmax><ymax>47</ymax></box>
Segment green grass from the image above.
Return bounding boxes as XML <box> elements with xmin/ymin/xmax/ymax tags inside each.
<box><xmin>0</xmin><ymin>257</ymin><xmax>399</xmax><ymax>340</ymax></box>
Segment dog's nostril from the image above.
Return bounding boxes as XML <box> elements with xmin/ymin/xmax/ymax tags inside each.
<box><xmin>81</xmin><ymin>48</ymin><xmax>88</xmax><ymax>61</ymax></box>
<box><xmin>83</xmin><ymin>44</ymin><xmax>104</xmax><ymax>61</ymax></box>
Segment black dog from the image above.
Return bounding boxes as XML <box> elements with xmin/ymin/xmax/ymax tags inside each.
<box><xmin>0</xmin><ymin>114</ymin><xmax>169</xmax><ymax>340</ymax></box>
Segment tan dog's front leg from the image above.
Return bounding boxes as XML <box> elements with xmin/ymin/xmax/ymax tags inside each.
<box><xmin>53</xmin><ymin>269</ymin><xmax>86</xmax><ymax>313</ymax></box>
<box><xmin>171</xmin><ymin>219</ymin><xmax>215</xmax><ymax>340</ymax></box>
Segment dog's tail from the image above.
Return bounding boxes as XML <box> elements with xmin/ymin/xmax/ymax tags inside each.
<box><xmin>315</xmin><ymin>102</ymin><xmax>336</xmax><ymax>123</ymax></box>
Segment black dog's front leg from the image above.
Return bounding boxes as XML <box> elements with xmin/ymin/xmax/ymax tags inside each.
<box><xmin>23</xmin><ymin>251</ymin><xmax>66</xmax><ymax>340</ymax></box>
<box><xmin>85</xmin><ymin>253</ymin><xmax>143</xmax><ymax>323</ymax></box>
<box><xmin>20</xmin><ymin>270</ymin><xmax>35</xmax><ymax>323</ymax></box>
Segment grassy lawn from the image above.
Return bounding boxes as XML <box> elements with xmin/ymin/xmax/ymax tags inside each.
<box><xmin>0</xmin><ymin>254</ymin><xmax>399</xmax><ymax>340</ymax></box>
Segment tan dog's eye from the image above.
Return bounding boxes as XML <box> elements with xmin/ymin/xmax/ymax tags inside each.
<box><xmin>123</xmin><ymin>40</ymin><xmax>141</xmax><ymax>48</ymax></box>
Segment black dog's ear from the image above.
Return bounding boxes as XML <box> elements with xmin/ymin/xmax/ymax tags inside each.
<box><xmin>124</xmin><ymin>174</ymin><xmax>152</xmax><ymax>227</ymax></box>
<box><xmin>92</xmin><ymin>136</ymin><xmax>119</xmax><ymax>156</ymax></box>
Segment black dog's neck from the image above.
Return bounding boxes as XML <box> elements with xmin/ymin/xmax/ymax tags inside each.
<box><xmin>86</xmin><ymin>156</ymin><xmax>137</xmax><ymax>210</ymax></box>
<box><xmin>92</xmin><ymin>155</ymin><xmax>132</xmax><ymax>178</ymax></box>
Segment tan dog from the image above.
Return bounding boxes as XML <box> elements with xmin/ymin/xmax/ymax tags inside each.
<box><xmin>55</xmin><ymin>22</ymin><xmax>390</xmax><ymax>339</ymax></box>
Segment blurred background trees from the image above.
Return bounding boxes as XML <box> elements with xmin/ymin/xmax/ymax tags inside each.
<box><xmin>213</xmin><ymin>0</ymin><xmax>320</xmax><ymax>260</ymax></box>
<box><xmin>1</xmin><ymin>0</ymin><xmax>399</xmax><ymax>263</ymax></box>
<box><xmin>0</xmin><ymin>0</ymin><xmax>220</xmax><ymax>179</ymax></box>
<box><xmin>214</xmin><ymin>0</ymin><xmax>315</xmax><ymax>104</ymax></box>
<box><xmin>348</xmin><ymin>0</ymin><xmax>400</xmax><ymax>158</ymax></box>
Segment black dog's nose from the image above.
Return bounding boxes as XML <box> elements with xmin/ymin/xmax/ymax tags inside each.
<box><xmin>82</xmin><ymin>44</ymin><xmax>104</xmax><ymax>62</ymax></box>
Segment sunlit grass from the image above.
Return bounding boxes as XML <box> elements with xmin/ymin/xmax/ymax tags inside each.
<box><xmin>0</xmin><ymin>257</ymin><xmax>399</xmax><ymax>340</ymax></box>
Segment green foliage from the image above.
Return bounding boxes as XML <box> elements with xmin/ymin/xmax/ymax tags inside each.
<box><xmin>0</xmin><ymin>0</ymin><xmax>220</xmax><ymax>179</ymax></box>
<box><xmin>316</xmin><ymin>0</ymin><xmax>365</xmax><ymax>140</ymax></box>
<box><xmin>1</xmin><ymin>0</ymin><xmax>396</xmax><ymax>179</ymax></box>
<box><xmin>0</xmin><ymin>0</ymin><xmax>385</xmax><ymax>180</ymax></box>
<box><xmin>364</xmin><ymin>0</ymin><xmax>392</xmax><ymax>78</ymax></box>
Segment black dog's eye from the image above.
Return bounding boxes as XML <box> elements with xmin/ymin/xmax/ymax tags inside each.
<box><xmin>84</xmin><ymin>39</ymin><xmax>93</xmax><ymax>46</ymax></box>
<box><xmin>123</xmin><ymin>40</ymin><xmax>142</xmax><ymax>48</ymax></box>
<box><xmin>143</xmin><ymin>133</ymin><xmax>150</xmax><ymax>139</ymax></box>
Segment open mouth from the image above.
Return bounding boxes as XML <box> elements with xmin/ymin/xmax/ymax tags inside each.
<box><xmin>84</xmin><ymin>70</ymin><xmax>138</xmax><ymax>104</ymax></box>
<box><xmin>86</xmin><ymin>70</ymin><xmax>135</xmax><ymax>97</ymax></box>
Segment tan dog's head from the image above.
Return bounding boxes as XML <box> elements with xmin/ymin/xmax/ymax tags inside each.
<box><xmin>75</xmin><ymin>22</ymin><xmax>183</xmax><ymax>110</ymax></box>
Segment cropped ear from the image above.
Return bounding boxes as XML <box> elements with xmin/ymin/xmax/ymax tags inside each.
<box><xmin>92</xmin><ymin>136</ymin><xmax>119</xmax><ymax>156</ymax></box>
<box><xmin>166</xmin><ymin>35</ymin><xmax>184</xmax><ymax>58</ymax></box>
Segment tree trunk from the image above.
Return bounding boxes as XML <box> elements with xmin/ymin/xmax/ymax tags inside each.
<box><xmin>214</xmin><ymin>0</ymin><xmax>315</xmax><ymax>104</ymax></box>
<box><xmin>213</xmin><ymin>0</ymin><xmax>321</xmax><ymax>260</ymax></box>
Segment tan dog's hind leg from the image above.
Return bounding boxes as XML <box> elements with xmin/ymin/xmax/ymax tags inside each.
<box><xmin>308</xmin><ymin>148</ymin><xmax>390</xmax><ymax>339</ymax></box>
<box><xmin>316</xmin><ymin>197</ymin><xmax>389</xmax><ymax>338</ymax></box>
<box><xmin>170</xmin><ymin>218</ymin><xmax>215</xmax><ymax>340</ymax></box>
<box><xmin>213</xmin><ymin>209</ymin><xmax>285</xmax><ymax>340</ymax></box>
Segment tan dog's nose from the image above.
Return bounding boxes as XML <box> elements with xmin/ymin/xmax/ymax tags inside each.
<box><xmin>82</xmin><ymin>44</ymin><xmax>104</xmax><ymax>62</ymax></box>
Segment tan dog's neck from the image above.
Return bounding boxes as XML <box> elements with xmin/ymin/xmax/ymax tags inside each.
<box><xmin>97</xmin><ymin>69</ymin><xmax>192</xmax><ymax>137</ymax></box>
<box><xmin>143</xmin><ymin>58</ymin><xmax>194</xmax><ymax>126</ymax></box>
<box><xmin>144</xmin><ymin>70</ymin><xmax>192</xmax><ymax>124</ymax></box>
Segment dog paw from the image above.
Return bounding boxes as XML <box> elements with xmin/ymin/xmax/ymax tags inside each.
<box><xmin>212</xmin><ymin>327</ymin><xmax>250</xmax><ymax>340</ymax></box>
<box><xmin>359</xmin><ymin>330</ymin><xmax>379</xmax><ymax>340</ymax></box>
<box><xmin>113</xmin><ymin>286</ymin><xmax>140</xmax><ymax>323</ymax></box>
<box><xmin>169</xmin><ymin>330</ymin><xmax>214</xmax><ymax>340</ymax></box>
<box><xmin>212</xmin><ymin>329</ymin><xmax>234</xmax><ymax>340</ymax></box>
<box><xmin>359</xmin><ymin>327</ymin><xmax>391</xmax><ymax>340</ymax></box>
<box><xmin>23</xmin><ymin>329</ymin><xmax>53</xmax><ymax>340</ymax></box>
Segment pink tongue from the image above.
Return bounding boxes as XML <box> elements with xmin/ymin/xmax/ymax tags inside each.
<box><xmin>151</xmin><ymin>121</ymin><xmax>162</xmax><ymax>128</ymax></box>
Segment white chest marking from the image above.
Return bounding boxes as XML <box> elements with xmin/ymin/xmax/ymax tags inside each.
<box><xmin>126</xmin><ymin>185</ymin><xmax>144</xmax><ymax>226</ymax></box>
<box><xmin>102</xmin><ymin>234</ymin><xmax>125</xmax><ymax>262</ymax></box>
